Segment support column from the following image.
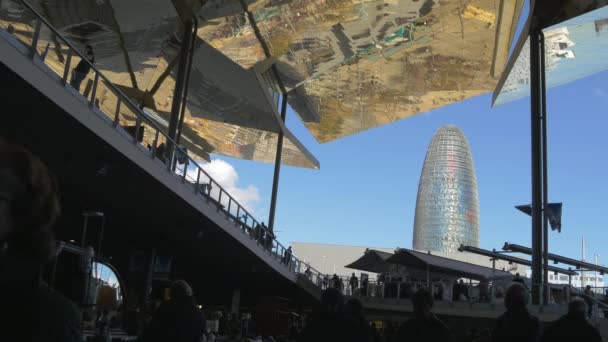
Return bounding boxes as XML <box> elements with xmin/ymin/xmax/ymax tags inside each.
<box><xmin>176</xmin><ymin>18</ymin><xmax>197</xmax><ymax>145</ymax></box>
<box><xmin>491</xmin><ymin>257</ymin><xmax>496</xmax><ymax>305</ymax></box>
<box><xmin>268</xmin><ymin>92</ymin><xmax>288</xmax><ymax>233</ymax></box>
<box><xmin>144</xmin><ymin>249</ymin><xmax>156</xmax><ymax>305</ymax></box>
<box><xmin>167</xmin><ymin>20</ymin><xmax>194</xmax><ymax>159</ymax></box>
<box><xmin>231</xmin><ymin>289</ymin><xmax>241</xmax><ymax>314</ymax></box>
<box><xmin>540</xmin><ymin>31</ymin><xmax>550</xmax><ymax>305</ymax></box>
<box><xmin>530</xmin><ymin>28</ymin><xmax>544</xmax><ymax>306</ymax></box>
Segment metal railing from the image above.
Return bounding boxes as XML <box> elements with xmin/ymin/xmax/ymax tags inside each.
<box><xmin>1</xmin><ymin>0</ymin><xmax>325</xmax><ymax>285</ymax></box>
<box><xmin>322</xmin><ymin>278</ymin><xmax>496</xmax><ymax>304</ymax></box>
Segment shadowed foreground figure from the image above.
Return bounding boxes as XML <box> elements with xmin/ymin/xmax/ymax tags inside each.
<box><xmin>396</xmin><ymin>288</ymin><xmax>452</xmax><ymax>342</ymax></box>
<box><xmin>139</xmin><ymin>280</ymin><xmax>205</xmax><ymax>342</ymax></box>
<box><xmin>492</xmin><ymin>283</ymin><xmax>540</xmax><ymax>342</ymax></box>
<box><xmin>540</xmin><ymin>298</ymin><xmax>602</xmax><ymax>342</ymax></box>
<box><xmin>0</xmin><ymin>139</ymin><xmax>81</xmax><ymax>342</ymax></box>
<box><xmin>298</xmin><ymin>287</ymin><xmax>349</xmax><ymax>342</ymax></box>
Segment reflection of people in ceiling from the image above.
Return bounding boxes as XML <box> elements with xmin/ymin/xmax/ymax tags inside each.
<box><xmin>70</xmin><ymin>44</ymin><xmax>95</xmax><ymax>90</ymax></box>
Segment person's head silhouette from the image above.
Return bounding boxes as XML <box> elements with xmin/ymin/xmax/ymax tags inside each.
<box><xmin>504</xmin><ymin>283</ymin><xmax>528</xmax><ymax>310</ymax></box>
<box><xmin>0</xmin><ymin>139</ymin><xmax>60</xmax><ymax>262</ymax></box>
<box><xmin>568</xmin><ymin>297</ymin><xmax>587</xmax><ymax>319</ymax></box>
<box><xmin>412</xmin><ymin>288</ymin><xmax>434</xmax><ymax>319</ymax></box>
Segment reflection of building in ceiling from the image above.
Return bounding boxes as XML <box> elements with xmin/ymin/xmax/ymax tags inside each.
<box><xmin>0</xmin><ymin>0</ymin><xmax>524</xmax><ymax>167</ymax></box>
<box><xmin>499</xmin><ymin>27</ymin><xmax>576</xmax><ymax>94</ymax></box>
<box><xmin>198</xmin><ymin>0</ymin><xmax>524</xmax><ymax>142</ymax></box>
<box><xmin>0</xmin><ymin>0</ymin><xmax>318</xmax><ymax>168</ymax></box>
<box><xmin>413</xmin><ymin>126</ymin><xmax>479</xmax><ymax>253</ymax></box>
<box><xmin>545</xmin><ymin>27</ymin><xmax>576</xmax><ymax>63</ymax></box>
<box><xmin>595</xmin><ymin>18</ymin><xmax>608</xmax><ymax>33</ymax></box>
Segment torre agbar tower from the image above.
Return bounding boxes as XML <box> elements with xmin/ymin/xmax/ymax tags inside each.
<box><xmin>413</xmin><ymin>126</ymin><xmax>480</xmax><ymax>253</ymax></box>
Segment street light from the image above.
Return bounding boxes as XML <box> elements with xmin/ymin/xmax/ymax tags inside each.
<box><xmin>321</xmin><ymin>255</ymin><xmax>327</xmax><ymax>274</ymax></box>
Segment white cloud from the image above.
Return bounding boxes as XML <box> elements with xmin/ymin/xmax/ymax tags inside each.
<box><xmin>183</xmin><ymin>159</ymin><xmax>260</xmax><ymax>213</ymax></box>
<box><xmin>594</xmin><ymin>88</ymin><xmax>608</xmax><ymax>100</ymax></box>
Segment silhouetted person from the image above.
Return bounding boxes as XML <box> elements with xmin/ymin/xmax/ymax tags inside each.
<box><xmin>283</xmin><ymin>246</ymin><xmax>292</xmax><ymax>265</ymax></box>
<box><xmin>583</xmin><ymin>285</ymin><xmax>594</xmax><ymax>317</ymax></box>
<box><xmin>350</xmin><ymin>273</ymin><xmax>359</xmax><ymax>295</ymax></box>
<box><xmin>540</xmin><ymin>297</ymin><xmax>601</xmax><ymax>342</ymax></box>
<box><xmin>304</xmin><ymin>266</ymin><xmax>312</xmax><ymax>279</ymax></box>
<box><xmin>155</xmin><ymin>143</ymin><xmax>166</xmax><ymax>163</ymax></box>
<box><xmin>361</xmin><ymin>277</ymin><xmax>369</xmax><ymax>297</ymax></box>
<box><xmin>332</xmin><ymin>273</ymin><xmax>340</xmax><ymax>289</ymax></box>
<box><xmin>322</xmin><ymin>274</ymin><xmax>329</xmax><ymax>289</ymax></box>
<box><xmin>369</xmin><ymin>322</ymin><xmax>382</xmax><ymax>342</ymax></box>
<box><xmin>513</xmin><ymin>273</ymin><xmax>525</xmax><ymax>285</ymax></box>
<box><xmin>343</xmin><ymin>298</ymin><xmax>372</xmax><ymax>342</ymax></box>
<box><xmin>396</xmin><ymin>289</ymin><xmax>451</xmax><ymax>342</ymax></box>
<box><xmin>298</xmin><ymin>287</ymin><xmax>347</xmax><ymax>342</ymax></box>
<box><xmin>139</xmin><ymin>280</ymin><xmax>205</xmax><ymax>342</ymax></box>
<box><xmin>0</xmin><ymin>139</ymin><xmax>82</xmax><ymax>342</ymax></box>
<box><xmin>70</xmin><ymin>44</ymin><xmax>95</xmax><ymax>90</ymax></box>
<box><xmin>492</xmin><ymin>283</ymin><xmax>540</xmax><ymax>342</ymax></box>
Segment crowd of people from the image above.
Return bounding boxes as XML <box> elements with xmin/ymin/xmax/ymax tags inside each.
<box><xmin>314</xmin><ymin>272</ymin><xmax>494</xmax><ymax>304</ymax></box>
<box><xmin>0</xmin><ymin>139</ymin><xmax>606</xmax><ymax>342</ymax></box>
<box><xmin>295</xmin><ymin>283</ymin><xmax>602</xmax><ymax>342</ymax></box>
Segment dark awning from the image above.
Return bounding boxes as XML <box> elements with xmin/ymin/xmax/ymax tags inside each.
<box><xmin>386</xmin><ymin>249</ymin><xmax>512</xmax><ymax>281</ymax></box>
<box><xmin>344</xmin><ymin>249</ymin><xmax>395</xmax><ymax>274</ymax></box>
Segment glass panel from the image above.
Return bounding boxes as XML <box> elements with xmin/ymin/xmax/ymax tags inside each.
<box><xmin>0</xmin><ymin>7</ymin><xmax>35</xmax><ymax>48</ymax></box>
<box><xmin>93</xmin><ymin>79</ymin><xmax>119</xmax><ymax>121</ymax></box>
<box><xmin>41</xmin><ymin>35</ymin><xmax>72</xmax><ymax>80</ymax></box>
<box><xmin>494</xmin><ymin>5</ymin><xmax>608</xmax><ymax>106</ymax></box>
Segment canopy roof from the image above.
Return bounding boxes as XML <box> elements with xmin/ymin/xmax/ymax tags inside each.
<box><xmin>493</xmin><ymin>1</ymin><xmax>608</xmax><ymax>106</ymax></box>
<box><xmin>199</xmin><ymin>0</ymin><xmax>525</xmax><ymax>143</ymax></box>
<box><xmin>346</xmin><ymin>248</ymin><xmax>513</xmax><ymax>281</ymax></box>
<box><xmin>344</xmin><ymin>249</ymin><xmax>395</xmax><ymax>274</ymax></box>
<box><xmin>6</xmin><ymin>0</ymin><xmax>605</xmax><ymax>168</ymax></box>
<box><xmin>0</xmin><ymin>0</ymin><xmax>318</xmax><ymax>168</ymax></box>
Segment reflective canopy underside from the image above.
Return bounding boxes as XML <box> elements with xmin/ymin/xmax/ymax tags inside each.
<box><xmin>199</xmin><ymin>0</ymin><xmax>524</xmax><ymax>142</ymax></box>
<box><xmin>493</xmin><ymin>3</ymin><xmax>608</xmax><ymax>106</ymax></box>
<box><xmin>1</xmin><ymin>0</ymin><xmax>318</xmax><ymax>168</ymax></box>
<box><xmin>0</xmin><ymin>0</ymin><xmax>524</xmax><ymax>167</ymax></box>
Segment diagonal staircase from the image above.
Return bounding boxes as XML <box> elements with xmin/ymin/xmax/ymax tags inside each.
<box><xmin>0</xmin><ymin>0</ymin><xmax>325</xmax><ymax>298</ymax></box>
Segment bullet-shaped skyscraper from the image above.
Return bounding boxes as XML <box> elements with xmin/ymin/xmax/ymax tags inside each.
<box><xmin>413</xmin><ymin>126</ymin><xmax>479</xmax><ymax>253</ymax></box>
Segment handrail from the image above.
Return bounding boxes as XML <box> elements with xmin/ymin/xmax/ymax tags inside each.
<box><xmin>7</xmin><ymin>0</ymin><xmax>324</xmax><ymax>288</ymax></box>
<box><xmin>16</xmin><ymin>0</ymin><xmax>252</xmax><ymax>227</ymax></box>
<box><xmin>567</xmin><ymin>285</ymin><xmax>608</xmax><ymax>309</ymax></box>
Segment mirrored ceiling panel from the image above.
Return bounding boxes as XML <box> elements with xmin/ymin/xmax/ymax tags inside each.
<box><xmin>493</xmin><ymin>5</ymin><xmax>608</xmax><ymax>106</ymax></box>
<box><xmin>138</xmin><ymin>54</ymin><xmax>320</xmax><ymax>169</ymax></box>
<box><xmin>0</xmin><ymin>0</ymin><xmax>318</xmax><ymax>168</ymax></box>
<box><xmin>197</xmin><ymin>0</ymin><xmax>524</xmax><ymax>143</ymax></box>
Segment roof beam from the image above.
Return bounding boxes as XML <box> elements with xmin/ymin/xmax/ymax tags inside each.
<box><xmin>503</xmin><ymin>242</ymin><xmax>608</xmax><ymax>275</ymax></box>
<box><xmin>459</xmin><ymin>245</ymin><xmax>578</xmax><ymax>276</ymax></box>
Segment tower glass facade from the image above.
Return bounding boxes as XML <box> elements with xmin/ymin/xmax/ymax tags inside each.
<box><xmin>413</xmin><ymin>126</ymin><xmax>479</xmax><ymax>253</ymax></box>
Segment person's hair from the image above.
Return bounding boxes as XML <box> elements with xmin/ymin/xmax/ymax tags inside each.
<box><xmin>0</xmin><ymin>139</ymin><xmax>60</xmax><ymax>262</ymax></box>
<box><xmin>320</xmin><ymin>287</ymin><xmax>343</xmax><ymax>316</ymax></box>
<box><xmin>345</xmin><ymin>298</ymin><xmax>363</xmax><ymax>315</ymax></box>
<box><xmin>345</xmin><ymin>298</ymin><xmax>366</xmax><ymax>326</ymax></box>
<box><xmin>412</xmin><ymin>288</ymin><xmax>434</xmax><ymax>309</ymax></box>
<box><xmin>170</xmin><ymin>279</ymin><xmax>193</xmax><ymax>300</ymax></box>
<box><xmin>504</xmin><ymin>283</ymin><xmax>528</xmax><ymax>310</ymax></box>
<box><xmin>85</xmin><ymin>44</ymin><xmax>93</xmax><ymax>51</ymax></box>
<box><xmin>568</xmin><ymin>297</ymin><xmax>587</xmax><ymax>317</ymax></box>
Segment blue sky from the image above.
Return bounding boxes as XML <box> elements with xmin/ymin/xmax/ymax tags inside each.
<box><xmin>213</xmin><ymin>4</ymin><xmax>608</xmax><ymax>265</ymax></box>
<box><xmin>219</xmin><ymin>69</ymin><xmax>608</xmax><ymax>264</ymax></box>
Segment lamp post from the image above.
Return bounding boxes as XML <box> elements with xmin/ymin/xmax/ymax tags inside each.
<box><xmin>595</xmin><ymin>254</ymin><xmax>600</xmax><ymax>291</ymax></box>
